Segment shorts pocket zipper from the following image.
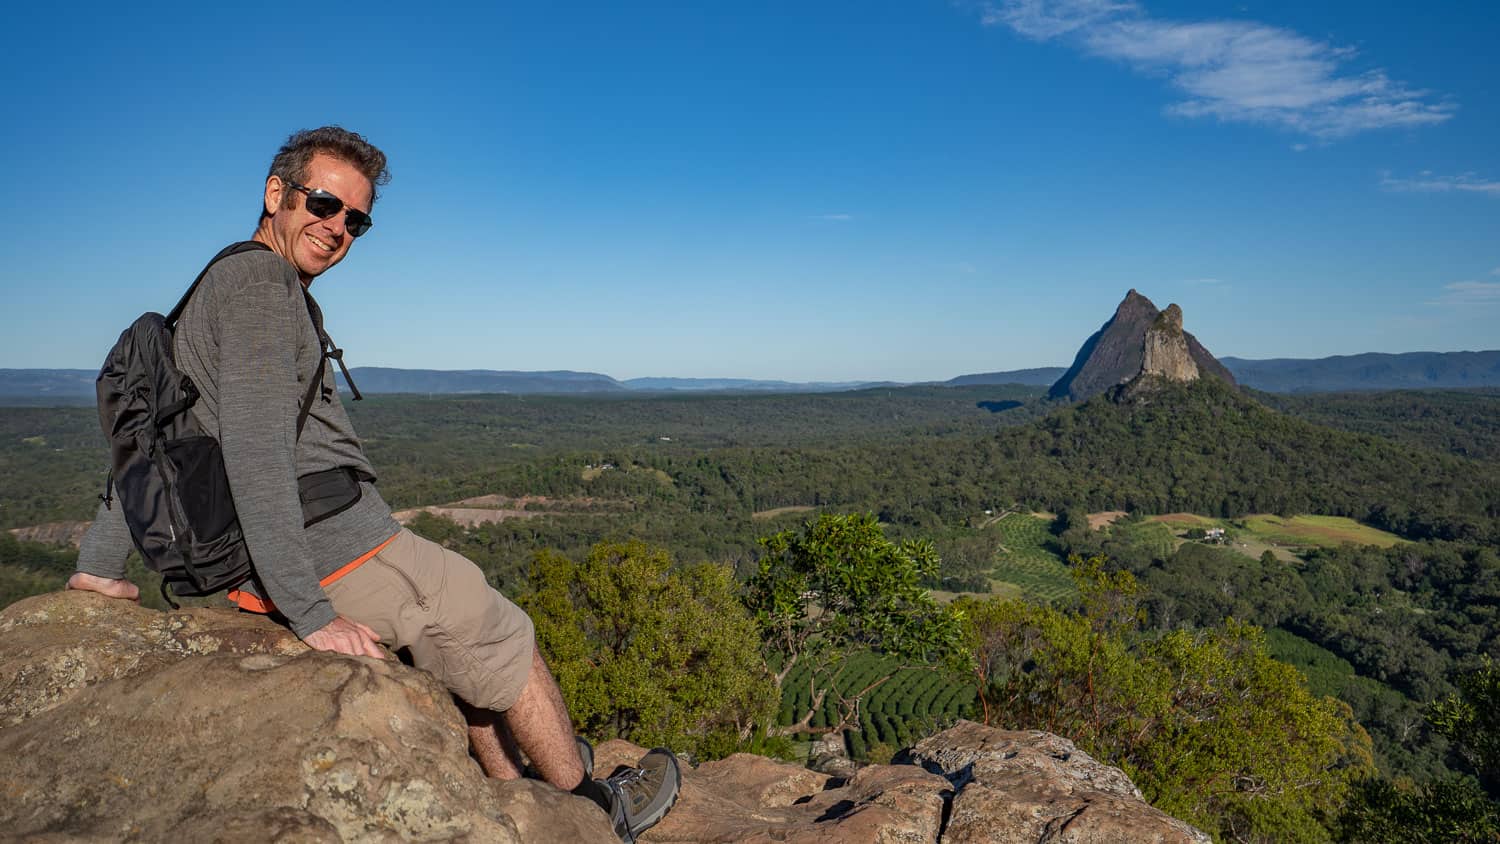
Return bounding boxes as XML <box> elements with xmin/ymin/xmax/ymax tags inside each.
<box><xmin>377</xmin><ymin>557</ymin><xmax>429</xmax><ymax>611</ymax></box>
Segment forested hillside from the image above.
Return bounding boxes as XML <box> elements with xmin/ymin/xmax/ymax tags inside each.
<box><xmin>3</xmin><ymin>378</ymin><xmax>1498</xmax><ymax>840</ymax></box>
<box><xmin>1257</xmin><ymin>388</ymin><xmax>1500</xmax><ymax>461</ymax></box>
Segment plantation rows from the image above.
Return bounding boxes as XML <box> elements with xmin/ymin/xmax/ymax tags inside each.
<box><xmin>991</xmin><ymin>513</ymin><xmax>1076</xmax><ymax>603</ymax></box>
<box><xmin>778</xmin><ymin>651</ymin><xmax>976</xmax><ymax>759</ymax></box>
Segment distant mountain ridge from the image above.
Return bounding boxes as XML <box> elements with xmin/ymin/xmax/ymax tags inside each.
<box><xmin>337</xmin><ymin>367</ymin><xmax>626</xmax><ymax>394</ymax></box>
<box><xmin>4</xmin><ymin>348</ymin><xmax>1499</xmax><ymax>403</ymax></box>
<box><xmin>944</xmin><ymin>368</ymin><xmax>1066</xmax><ymax>387</ymax></box>
<box><xmin>622</xmin><ymin>377</ymin><xmax>886</xmax><ymax>392</ymax></box>
<box><xmin>0</xmin><ymin>369</ymin><xmax>96</xmax><ymax>398</ymax></box>
<box><xmin>1222</xmin><ymin>351</ymin><xmax>1500</xmax><ymax>393</ymax></box>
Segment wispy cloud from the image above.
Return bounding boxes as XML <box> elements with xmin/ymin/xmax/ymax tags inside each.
<box><xmin>808</xmin><ymin>213</ymin><xmax>854</xmax><ymax>222</ymax></box>
<box><xmin>975</xmin><ymin>0</ymin><xmax>1455</xmax><ymax>139</ymax></box>
<box><xmin>1183</xmin><ymin>277</ymin><xmax>1226</xmax><ymax>287</ymax></box>
<box><xmin>1380</xmin><ymin>171</ymin><xmax>1500</xmax><ymax>197</ymax></box>
<box><xmin>1427</xmin><ymin>281</ymin><xmax>1500</xmax><ymax>306</ymax></box>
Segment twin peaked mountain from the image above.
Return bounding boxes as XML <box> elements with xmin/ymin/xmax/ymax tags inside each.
<box><xmin>1049</xmin><ymin>289</ymin><xmax>1237</xmax><ymax>402</ymax></box>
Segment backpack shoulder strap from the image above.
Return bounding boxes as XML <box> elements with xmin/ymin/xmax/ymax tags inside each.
<box><xmin>165</xmin><ymin>241</ymin><xmax>273</xmax><ymax>327</ymax></box>
<box><xmin>295</xmin><ymin>288</ymin><xmax>362</xmax><ymax>440</ymax></box>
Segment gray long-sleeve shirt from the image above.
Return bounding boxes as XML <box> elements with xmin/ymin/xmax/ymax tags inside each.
<box><xmin>76</xmin><ymin>247</ymin><xmax>401</xmax><ymax>637</ymax></box>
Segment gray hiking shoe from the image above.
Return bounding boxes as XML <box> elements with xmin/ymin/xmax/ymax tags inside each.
<box><xmin>604</xmin><ymin>748</ymin><xmax>681</xmax><ymax>842</ymax></box>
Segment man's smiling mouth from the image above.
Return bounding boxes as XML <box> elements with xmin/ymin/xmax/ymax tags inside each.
<box><xmin>307</xmin><ymin>233</ymin><xmax>336</xmax><ymax>253</ymax></box>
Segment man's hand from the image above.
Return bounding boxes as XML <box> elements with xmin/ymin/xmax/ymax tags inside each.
<box><xmin>67</xmin><ymin>572</ymin><xmax>140</xmax><ymax>602</ymax></box>
<box><xmin>302</xmin><ymin>615</ymin><xmax>387</xmax><ymax>660</ymax></box>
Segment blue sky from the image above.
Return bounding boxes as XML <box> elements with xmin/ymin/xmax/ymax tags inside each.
<box><xmin>1</xmin><ymin>0</ymin><xmax>1495</xmax><ymax>381</ymax></box>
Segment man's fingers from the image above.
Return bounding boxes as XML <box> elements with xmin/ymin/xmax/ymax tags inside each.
<box><xmin>303</xmin><ymin>617</ymin><xmax>386</xmax><ymax>660</ymax></box>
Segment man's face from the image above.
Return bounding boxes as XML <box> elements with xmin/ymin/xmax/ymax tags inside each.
<box><xmin>262</xmin><ymin>153</ymin><xmax>374</xmax><ymax>284</ymax></box>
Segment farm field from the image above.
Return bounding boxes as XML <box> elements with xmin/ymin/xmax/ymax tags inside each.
<box><xmin>1140</xmin><ymin>512</ymin><xmax>1402</xmax><ymax>561</ymax></box>
<box><xmin>752</xmin><ymin>505</ymin><xmax>818</xmax><ymax>521</ymax></box>
<box><xmin>1236</xmin><ymin>514</ymin><xmax>1403</xmax><ymax>549</ymax></box>
<box><xmin>778</xmin><ymin>652</ymin><xmax>976</xmax><ymax>760</ymax></box>
<box><xmin>1145</xmin><ymin>512</ymin><xmax>1219</xmax><ymax>528</ymax></box>
<box><xmin>931</xmin><ymin>581</ymin><xmax>1024</xmax><ymax>604</ymax></box>
<box><xmin>990</xmin><ymin>512</ymin><xmax>1075</xmax><ymax>604</ymax></box>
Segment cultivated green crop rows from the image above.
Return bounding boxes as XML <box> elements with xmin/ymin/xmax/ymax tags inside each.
<box><xmin>779</xmin><ymin>652</ymin><xmax>976</xmax><ymax>759</ymax></box>
<box><xmin>991</xmin><ymin>513</ymin><xmax>1076</xmax><ymax>603</ymax></box>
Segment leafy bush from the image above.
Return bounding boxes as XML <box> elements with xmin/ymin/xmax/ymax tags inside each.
<box><xmin>747</xmin><ymin>513</ymin><xmax>965</xmax><ymax>738</ymax></box>
<box><xmin>519</xmin><ymin>540</ymin><xmax>776</xmax><ymax>759</ymax></box>
<box><xmin>958</xmin><ymin>557</ymin><xmax>1373</xmax><ymax>842</ymax></box>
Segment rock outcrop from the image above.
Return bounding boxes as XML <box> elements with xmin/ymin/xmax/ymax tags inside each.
<box><xmin>1049</xmin><ymin>290</ymin><xmax>1234</xmax><ymax>402</ymax></box>
<box><xmin>1141</xmin><ymin>305</ymin><xmax>1200</xmax><ymax>382</ymax></box>
<box><xmin>0</xmin><ymin>591</ymin><xmax>1208</xmax><ymax>842</ymax></box>
<box><xmin>900</xmin><ymin>722</ymin><xmax>1212</xmax><ymax>843</ymax></box>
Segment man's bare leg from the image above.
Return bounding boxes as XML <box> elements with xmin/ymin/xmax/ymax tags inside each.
<box><xmin>497</xmin><ymin>645</ymin><xmax>586</xmax><ymax>788</ymax></box>
<box><xmin>67</xmin><ymin>572</ymin><xmax>139</xmax><ymax>602</ymax></box>
<box><xmin>459</xmin><ymin>698</ymin><xmax>525</xmax><ymax>779</ymax></box>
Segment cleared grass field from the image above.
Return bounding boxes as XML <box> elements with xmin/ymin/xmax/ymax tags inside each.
<box><xmin>1146</xmin><ymin>512</ymin><xmax>1220</xmax><ymax>528</ymax></box>
<box><xmin>1237</xmin><ymin>514</ymin><xmax>1403</xmax><ymax>549</ymax></box>
<box><xmin>752</xmin><ymin>505</ymin><xmax>818</xmax><ymax>521</ymax></box>
<box><xmin>1137</xmin><ymin>512</ymin><xmax>1403</xmax><ymax>560</ymax></box>
<box><xmin>931</xmin><ymin>580</ymin><xmax>1024</xmax><ymax>604</ymax></box>
<box><xmin>990</xmin><ymin>513</ymin><xmax>1076</xmax><ymax>604</ymax></box>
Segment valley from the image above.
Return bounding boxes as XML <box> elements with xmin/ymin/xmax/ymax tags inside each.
<box><xmin>3</xmin><ymin>305</ymin><xmax>1497</xmax><ymax>840</ymax></box>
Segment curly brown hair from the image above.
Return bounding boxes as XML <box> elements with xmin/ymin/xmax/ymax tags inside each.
<box><xmin>260</xmin><ymin>126</ymin><xmax>391</xmax><ymax>222</ymax></box>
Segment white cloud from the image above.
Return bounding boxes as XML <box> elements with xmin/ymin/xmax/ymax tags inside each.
<box><xmin>809</xmin><ymin>213</ymin><xmax>854</xmax><ymax>221</ymax></box>
<box><xmin>1380</xmin><ymin>171</ymin><xmax>1500</xmax><ymax>197</ymax></box>
<box><xmin>1427</xmin><ymin>281</ymin><xmax>1500</xmax><ymax>306</ymax></box>
<box><xmin>1183</xmin><ymin>277</ymin><xmax>1223</xmax><ymax>285</ymax></box>
<box><xmin>982</xmin><ymin>0</ymin><xmax>1135</xmax><ymax>39</ymax></box>
<box><xmin>976</xmin><ymin>0</ymin><xmax>1454</xmax><ymax>138</ymax></box>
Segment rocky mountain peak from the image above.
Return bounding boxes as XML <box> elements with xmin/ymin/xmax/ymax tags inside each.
<box><xmin>1142</xmin><ymin>304</ymin><xmax>1199</xmax><ymax>382</ymax></box>
<box><xmin>1049</xmin><ymin>291</ymin><xmax>1235</xmax><ymax>402</ymax></box>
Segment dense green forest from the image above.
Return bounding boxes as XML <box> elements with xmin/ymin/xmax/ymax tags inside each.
<box><xmin>0</xmin><ymin>384</ymin><xmax>1046</xmax><ymax>530</ymax></box>
<box><xmin>3</xmin><ymin>379</ymin><xmax>1498</xmax><ymax>841</ymax></box>
<box><xmin>1257</xmin><ymin>388</ymin><xmax>1500</xmax><ymax>462</ymax></box>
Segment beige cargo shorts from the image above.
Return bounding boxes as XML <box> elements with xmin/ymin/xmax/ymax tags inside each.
<box><xmin>324</xmin><ymin>528</ymin><xmax>535</xmax><ymax>711</ymax></box>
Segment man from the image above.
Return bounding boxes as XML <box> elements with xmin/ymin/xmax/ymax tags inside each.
<box><xmin>68</xmin><ymin>126</ymin><xmax>679</xmax><ymax>842</ymax></box>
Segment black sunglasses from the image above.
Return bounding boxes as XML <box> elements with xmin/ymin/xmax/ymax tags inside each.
<box><xmin>284</xmin><ymin>181</ymin><xmax>374</xmax><ymax>237</ymax></box>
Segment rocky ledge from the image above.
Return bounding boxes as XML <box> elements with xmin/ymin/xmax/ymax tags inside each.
<box><xmin>0</xmin><ymin>592</ymin><xmax>1208</xmax><ymax>842</ymax></box>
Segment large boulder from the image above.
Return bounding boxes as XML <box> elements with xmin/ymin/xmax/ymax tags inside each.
<box><xmin>0</xmin><ymin>591</ymin><xmax>606</xmax><ymax>842</ymax></box>
<box><xmin>0</xmin><ymin>592</ymin><xmax>1209</xmax><ymax>842</ymax></box>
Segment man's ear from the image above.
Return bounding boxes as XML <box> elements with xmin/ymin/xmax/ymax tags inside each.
<box><xmin>263</xmin><ymin>176</ymin><xmax>284</xmax><ymax>217</ymax></box>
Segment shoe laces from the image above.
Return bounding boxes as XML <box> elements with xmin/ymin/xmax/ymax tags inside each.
<box><xmin>609</xmin><ymin>767</ymin><xmax>654</xmax><ymax>807</ymax></box>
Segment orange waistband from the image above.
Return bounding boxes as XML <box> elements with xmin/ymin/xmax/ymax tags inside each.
<box><xmin>228</xmin><ymin>531</ymin><xmax>400</xmax><ymax>615</ymax></box>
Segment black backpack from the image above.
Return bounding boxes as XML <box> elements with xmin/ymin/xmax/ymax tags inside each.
<box><xmin>95</xmin><ymin>241</ymin><xmax>363</xmax><ymax>604</ymax></box>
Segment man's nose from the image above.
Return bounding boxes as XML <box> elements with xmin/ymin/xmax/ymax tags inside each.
<box><xmin>321</xmin><ymin>211</ymin><xmax>348</xmax><ymax>237</ymax></box>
